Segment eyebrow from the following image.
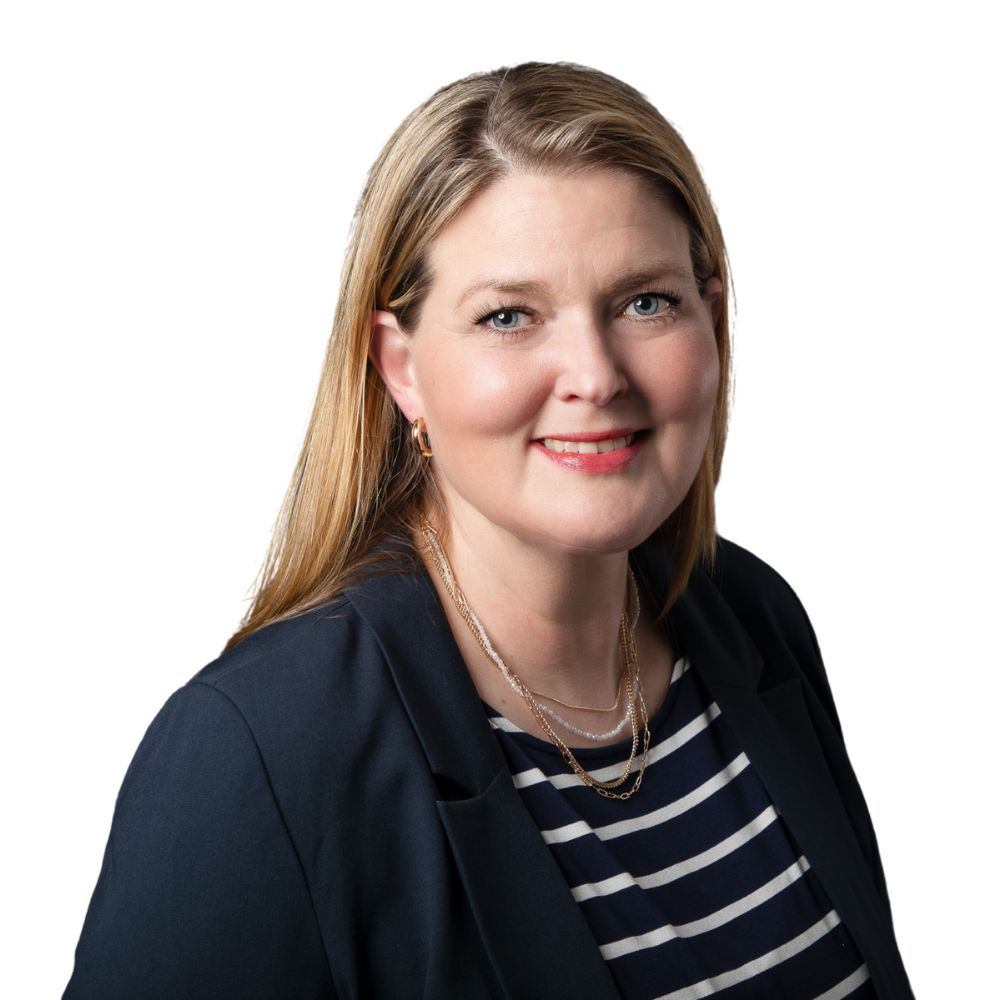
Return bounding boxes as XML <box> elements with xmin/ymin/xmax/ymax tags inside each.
<box><xmin>454</xmin><ymin>259</ymin><xmax>697</xmax><ymax>311</ymax></box>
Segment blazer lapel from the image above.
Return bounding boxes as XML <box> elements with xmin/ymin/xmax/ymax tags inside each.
<box><xmin>632</xmin><ymin>542</ymin><xmax>907</xmax><ymax>998</ymax></box>
<box><xmin>347</xmin><ymin>552</ymin><xmax>621</xmax><ymax>1000</ymax></box>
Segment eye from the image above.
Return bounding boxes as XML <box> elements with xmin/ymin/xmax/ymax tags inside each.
<box><xmin>623</xmin><ymin>291</ymin><xmax>681</xmax><ymax>320</ymax></box>
<box><xmin>486</xmin><ymin>308</ymin><xmax>526</xmax><ymax>330</ymax></box>
<box><xmin>473</xmin><ymin>304</ymin><xmax>533</xmax><ymax>334</ymax></box>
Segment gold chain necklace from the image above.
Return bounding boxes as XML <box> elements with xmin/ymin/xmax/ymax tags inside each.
<box><xmin>419</xmin><ymin>518</ymin><xmax>651</xmax><ymax>800</ymax></box>
<box><xmin>527</xmin><ymin>668</ymin><xmax>626</xmax><ymax>713</ymax></box>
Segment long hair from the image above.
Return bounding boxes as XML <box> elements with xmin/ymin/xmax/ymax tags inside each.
<box><xmin>224</xmin><ymin>61</ymin><xmax>732</xmax><ymax>651</ymax></box>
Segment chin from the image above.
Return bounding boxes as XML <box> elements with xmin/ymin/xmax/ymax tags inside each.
<box><xmin>525</xmin><ymin>509</ymin><xmax>663</xmax><ymax>557</ymax></box>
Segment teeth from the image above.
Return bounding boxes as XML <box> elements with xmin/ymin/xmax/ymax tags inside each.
<box><xmin>542</xmin><ymin>434</ymin><xmax>634</xmax><ymax>453</ymax></box>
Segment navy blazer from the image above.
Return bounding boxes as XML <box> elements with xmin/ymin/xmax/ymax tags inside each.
<box><xmin>64</xmin><ymin>535</ymin><xmax>914</xmax><ymax>999</ymax></box>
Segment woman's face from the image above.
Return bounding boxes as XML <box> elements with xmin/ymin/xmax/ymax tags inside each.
<box><xmin>371</xmin><ymin>168</ymin><xmax>722</xmax><ymax>557</ymax></box>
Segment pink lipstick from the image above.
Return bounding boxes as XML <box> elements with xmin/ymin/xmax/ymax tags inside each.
<box><xmin>532</xmin><ymin>429</ymin><xmax>647</xmax><ymax>474</ymax></box>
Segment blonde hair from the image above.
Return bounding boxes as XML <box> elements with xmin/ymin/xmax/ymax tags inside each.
<box><xmin>225</xmin><ymin>61</ymin><xmax>732</xmax><ymax>652</ymax></box>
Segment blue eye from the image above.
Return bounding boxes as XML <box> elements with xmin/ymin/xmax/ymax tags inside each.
<box><xmin>625</xmin><ymin>292</ymin><xmax>679</xmax><ymax>318</ymax></box>
<box><xmin>630</xmin><ymin>294</ymin><xmax>661</xmax><ymax>316</ymax></box>
<box><xmin>473</xmin><ymin>303</ymin><xmax>533</xmax><ymax>337</ymax></box>
<box><xmin>485</xmin><ymin>309</ymin><xmax>526</xmax><ymax>330</ymax></box>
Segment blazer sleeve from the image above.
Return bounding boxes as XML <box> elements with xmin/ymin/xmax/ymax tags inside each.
<box><xmin>63</xmin><ymin>681</ymin><xmax>337</xmax><ymax>1000</ymax></box>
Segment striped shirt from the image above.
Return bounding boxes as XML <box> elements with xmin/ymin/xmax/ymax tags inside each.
<box><xmin>485</xmin><ymin>656</ymin><xmax>875</xmax><ymax>1000</ymax></box>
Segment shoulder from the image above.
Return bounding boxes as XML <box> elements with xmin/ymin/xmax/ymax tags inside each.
<box><xmin>706</xmin><ymin>535</ymin><xmax>843</xmax><ymax>734</ymax></box>
<box><xmin>193</xmin><ymin>594</ymin><xmax>356</xmax><ymax>691</ymax></box>
<box><xmin>639</xmin><ymin>530</ymin><xmax>831</xmax><ymax>697</ymax></box>
<box><xmin>638</xmin><ymin>531</ymin><xmax>843</xmax><ymax>732</ymax></box>
<box><xmin>637</xmin><ymin>531</ymin><xmax>811</xmax><ymax>625</ymax></box>
<box><xmin>114</xmin><ymin>580</ymin><xmax>428</xmax><ymax>852</ymax></box>
<box><xmin>129</xmin><ymin>588</ymin><xmax>408</xmax><ymax>802</ymax></box>
<box><xmin>711</xmin><ymin>536</ymin><xmax>809</xmax><ymax>614</ymax></box>
<box><xmin>189</xmin><ymin>539</ymin><xmax>426</xmax><ymax>712</ymax></box>
<box><xmin>124</xmin><ymin>595</ymin><xmax>368</xmax><ymax>771</ymax></box>
<box><xmin>186</xmin><ymin>592</ymin><xmax>392</xmax><ymax>722</ymax></box>
<box><xmin>706</xmin><ymin>536</ymin><xmax>820</xmax><ymax>648</ymax></box>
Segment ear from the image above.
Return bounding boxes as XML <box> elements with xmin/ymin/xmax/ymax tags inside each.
<box><xmin>702</xmin><ymin>276</ymin><xmax>724</xmax><ymax>328</ymax></box>
<box><xmin>369</xmin><ymin>310</ymin><xmax>423</xmax><ymax>421</ymax></box>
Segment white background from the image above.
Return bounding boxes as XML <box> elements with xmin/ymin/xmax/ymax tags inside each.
<box><xmin>2</xmin><ymin>2</ymin><xmax>996</xmax><ymax>996</ymax></box>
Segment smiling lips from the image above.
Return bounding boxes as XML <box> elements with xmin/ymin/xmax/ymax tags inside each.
<box><xmin>541</xmin><ymin>434</ymin><xmax>634</xmax><ymax>454</ymax></box>
<box><xmin>532</xmin><ymin>431</ymin><xmax>645</xmax><ymax>473</ymax></box>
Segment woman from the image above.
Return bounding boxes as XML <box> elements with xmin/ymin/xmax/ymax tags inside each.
<box><xmin>64</xmin><ymin>62</ymin><xmax>913</xmax><ymax>999</ymax></box>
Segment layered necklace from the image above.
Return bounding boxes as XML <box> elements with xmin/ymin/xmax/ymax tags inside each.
<box><xmin>419</xmin><ymin>518</ymin><xmax>651</xmax><ymax>800</ymax></box>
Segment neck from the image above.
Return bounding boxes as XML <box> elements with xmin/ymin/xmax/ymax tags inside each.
<box><xmin>419</xmin><ymin>506</ymin><xmax>635</xmax><ymax>708</ymax></box>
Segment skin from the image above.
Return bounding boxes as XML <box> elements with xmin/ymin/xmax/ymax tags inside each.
<box><xmin>369</xmin><ymin>169</ymin><xmax>722</xmax><ymax>744</ymax></box>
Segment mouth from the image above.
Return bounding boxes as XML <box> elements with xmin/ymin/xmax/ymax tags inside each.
<box><xmin>531</xmin><ymin>429</ymin><xmax>648</xmax><ymax>473</ymax></box>
<box><xmin>540</xmin><ymin>433</ymin><xmax>636</xmax><ymax>454</ymax></box>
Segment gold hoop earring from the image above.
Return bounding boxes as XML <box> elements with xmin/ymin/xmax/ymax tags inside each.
<box><xmin>410</xmin><ymin>417</ymin><xmax>433</xmax><ymax>458</ymax></box>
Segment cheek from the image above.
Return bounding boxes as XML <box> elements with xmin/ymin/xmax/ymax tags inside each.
<box><xmin>643</xmin><ymin>331</ymin><xmax>720</xmax><ymax>419</ymax></box>
<box><xmin>417</xmin><ymin>350</ymin><xmax>544</xmax><ymax>438</ymax></box>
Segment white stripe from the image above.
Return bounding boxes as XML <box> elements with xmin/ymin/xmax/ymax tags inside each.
<box><xmin>543</xmin><ymin>752</ymin><xmax>750</xmax><ymax>846</ymax></box>
<box><xmin>487</xmin><ymin>715</ymin><xmax>523</xmax><ymax>734</ymax></box>
<box><xmin>540</xmin><ymin>817</ymin><xmax>593</xmax><ymax>845</ymax></box>
<box><xmin>572</xmin><ymin>805</ymin><xmax>780</xmax><ymax>902</ymax></box>
<box><xmin>600</xmin><ymin>855</ymin><xmax>811</xmax><ymax>960</ymax></box>
<box><xmin>652</xmin><ymin>909</ymin><xmax>842</xmax><ymax>1000</ymax></box>
<box><xmin>811</xmin><ymin>965</ymin><xmax>871</xmax><ymax>1000</ymax></box>
<box><xmin>671</xmin><ymin>654</ymin><xmax>690</xmax><ymax>681</ymax></box>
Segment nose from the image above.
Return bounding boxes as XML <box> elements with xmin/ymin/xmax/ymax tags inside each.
<box><xmin>552</xmin><ymin>321</ymin><xmax>629</xmax><ymax>406</ymax></box>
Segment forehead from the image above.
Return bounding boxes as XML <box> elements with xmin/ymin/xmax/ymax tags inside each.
<box><xmin>424</xmin><ymin>170</ymin><xmax>695</xmax><ymax>300</ymax></box>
